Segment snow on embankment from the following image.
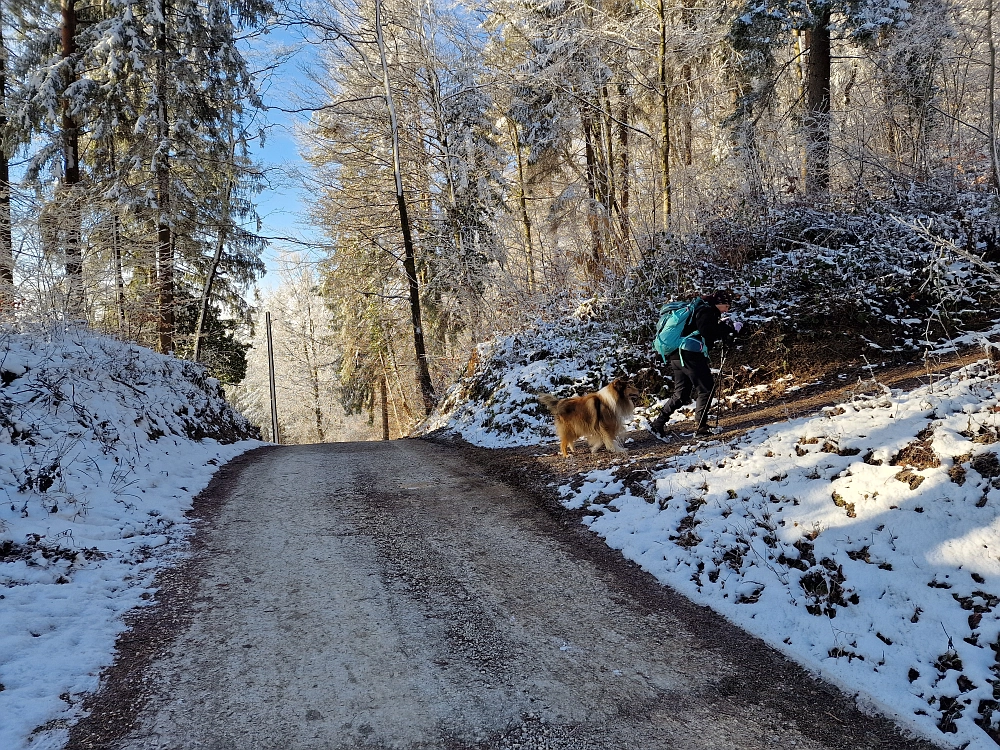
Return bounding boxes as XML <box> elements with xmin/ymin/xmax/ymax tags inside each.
<box><xmin>0</xmin><ymin>329</ymin><xmax>261</xmax><ymax>750</ymax></box>
<box><xmin>561</xmin><ymin>358</ymin><xmax>1000</xmax><ymax>748</ymax></box>
<box><xmin>419</xmin><ymin>306</ymin><xmax>650</xmax><ymax>446</ymax></box>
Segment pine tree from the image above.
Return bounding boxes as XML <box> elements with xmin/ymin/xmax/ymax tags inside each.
<box><xmin>12</xmin><ymin>0</ymin><xmax>88</xmax><ymax>316</ymax></box>
<box><xmin>300</xmin><ymin>0</ymin><xmax>517</xmax><ymax>421</ymax></box>
<box><xmin>487</xmin><ymin>0</ymin><xmax>640</xmax><ymax>275</ymax></box>
<box><xmin>12</xmin><ymin>0</ymin><xmax>271</xmax><ymax>353</ymax></box>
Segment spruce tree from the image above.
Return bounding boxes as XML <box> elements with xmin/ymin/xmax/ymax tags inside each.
<box><xmin>13</xmin><ymin>0</ymin><xmax>271</xmax><ymax>362</ymax></box>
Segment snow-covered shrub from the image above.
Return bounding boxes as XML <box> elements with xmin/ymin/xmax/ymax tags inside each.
<box><xmin>0</xmin><ymin>327</ymin><xmax>258</xmax><ymax>521</ymax></box>
<box><xmin>418</xmin><ymin>301</ymin><xmax>660</xmax><ymax>446</ymax></box>
<box><xmin>422</xmin><ymin>192</ymin><xmax>1000</xmax><ymax>447</ymax></box>
<box><xmin>619</xmin><ymin>192</ymin><xmax>1000</xmax><ymax>352</ymax></box>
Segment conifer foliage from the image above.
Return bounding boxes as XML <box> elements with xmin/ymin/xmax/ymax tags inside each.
<box><xmin>2</xmin><ymin>0</ymin><xmax>271</xmax><ymax>379</ymax></box>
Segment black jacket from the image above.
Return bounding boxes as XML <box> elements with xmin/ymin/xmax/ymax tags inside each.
<box><xmin>674</xmin><ymin>300</ymin><xmax>736</xmax><ymax>358</ymax></box>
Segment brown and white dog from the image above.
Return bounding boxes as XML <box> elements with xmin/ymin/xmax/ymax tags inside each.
<box><xmin>538</xmin><ymin>377</ymin><xmax>640</xmax><ymax>457</ymax></box>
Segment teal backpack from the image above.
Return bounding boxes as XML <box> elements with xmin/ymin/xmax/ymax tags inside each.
<box><xmin>653</xmin><ymin>298</ymin><xmax>707</xmax><ymax>363</ymax></box>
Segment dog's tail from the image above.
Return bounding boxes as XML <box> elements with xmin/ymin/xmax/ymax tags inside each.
<box><xmin>537</xmin><ymin>393</ymin><xmax>561</xmax><ymax>414</ymax></box>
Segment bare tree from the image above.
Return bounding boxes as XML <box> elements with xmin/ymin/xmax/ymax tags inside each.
<box><xmin>0</xmin><ymin>8</ymin><xmax>13</xmax><ymax>306</ymax></box>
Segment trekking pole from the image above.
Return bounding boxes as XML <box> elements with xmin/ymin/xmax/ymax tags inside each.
<box><xmin>715</xmin><ymin>351</ymin><xmax>728</xmax><ymax>431</ymax></box>
<box><xmin>696</xmin><ymin>377</ymin><xmax>717</xmax><ymax>434</ymax></box>
<box><xmin>695</xmin><ymin>350</ymin><xmax>722</xmax><ymax>435</ymax></box>
<box><xmin>715</xmin><ymin>349</ymin><xmax>726</xmax><ymax>430</ymax></box>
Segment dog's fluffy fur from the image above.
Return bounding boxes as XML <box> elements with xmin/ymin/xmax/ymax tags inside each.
<box><xmin>538</xmin><ymin>378</ymin><xmax>640</xmax><ymax>457</ymax></box>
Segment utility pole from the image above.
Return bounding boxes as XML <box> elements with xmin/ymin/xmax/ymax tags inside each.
<box><xmin>266</xmin><ymin>311</ymin><xmax>280</xmax><ymax>444</ymax></box>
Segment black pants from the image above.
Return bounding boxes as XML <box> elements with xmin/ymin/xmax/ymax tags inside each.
<box><xmin>658</xmin><ymin>353</ymin><xmax>714</xmax><ymax>426</ymax></box>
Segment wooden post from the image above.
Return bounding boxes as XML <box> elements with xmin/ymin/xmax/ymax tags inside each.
<box><xmin>266</xmin><ymin>311</ymin><xmax>280</xmax><ymax>444</ymax></box>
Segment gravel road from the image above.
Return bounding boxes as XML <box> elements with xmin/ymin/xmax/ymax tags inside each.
<box><xmin>67</xmin><ymin>439</ymin><xmax>940</xmax><ymax>750</ymax></box>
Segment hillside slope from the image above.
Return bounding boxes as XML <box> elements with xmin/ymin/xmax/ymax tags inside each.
<box><xmin>0</xmin><ymin>328</ymin><xmax>261</xmax><ymax>750</ymax></box>
<box><xmin>557</xmin><ymin>359</ymin><xmax>1000</xmax><ymax>748</ymax></box>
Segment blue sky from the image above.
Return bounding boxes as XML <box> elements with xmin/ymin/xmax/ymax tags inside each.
<box><xmin>247</xmin><ymin>26</ymin><xmax>326</xmax><ymax>290</ymax></box>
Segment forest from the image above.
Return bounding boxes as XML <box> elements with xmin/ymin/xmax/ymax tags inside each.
<box><xmin>3</xmin><ymin>0</ymin><xmax>1000</xmax><ymax>441</ymax></box>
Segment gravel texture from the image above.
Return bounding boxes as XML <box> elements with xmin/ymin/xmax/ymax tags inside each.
<box><xmin>65</xmin><ymin>438</ymin><xmax>942</xmax><ymax>750</ymax></box>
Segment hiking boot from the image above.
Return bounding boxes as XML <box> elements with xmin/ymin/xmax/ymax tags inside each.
<box><xmin>648</xmin><ymin>414</ymin><xmax>670</xmax><ymax>441</ymax></box>
<box><xmin>695</xmin><ymin>426</ymin><xmax>719</xmax><ymax>437</ymax></box>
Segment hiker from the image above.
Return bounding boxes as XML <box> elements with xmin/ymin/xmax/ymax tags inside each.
<box><xmin>649</xmin><ymin>291</ymin><xmax>741</xmax><ymax>438</ymax></box>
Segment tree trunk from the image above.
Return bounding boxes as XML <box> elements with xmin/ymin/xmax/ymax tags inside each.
<box><xmin>508</xmin><ymin>118</ymin><xmax>536</xmax><ymax>293</ymax></box>
<box><xmin>194</xmin><ymin>111</ymin><xmax>234</xmax><ymax>363</ymax></box>
<box><xmin>616</xmin><ymin>81</ymin><xmax>631</xmax><ymax>245</ymax></box>
<box><xmin>791</xmin><ymin>30</ymin><xmax>806</xmax><ymax>191</ymax></box>
<box><xmin>425</xmin><ymin>68</ymin><xmax>479</xmax><ymax>336</ymax></box>
<box><xmin>658</xmin><ymin>0</ymin><xmax>671</xmax><ymax>227</ymax></box>
<box><xmin>680</xmin><ymin>64</ymin><xmax>693</xmax><ymax>167</ymax></box>
<box><xmin>380</xmin><ymin>374</ymin><xmax>389</xmax><ymax>441</ymax></box>
<box><xmin>989</xmin><ymin>0</ymin><xmax>1000</xmax><ymax>191</ymax></box>
<box><xmin>306</xmin><ymin>303</ymin><xmax>325</xmax><ymax>442</ymax></box>
<box><xmin>155</xmin><ymin>0</ymin><xmax>174</xmax><ymax>353</ymax></box>
<box><xmin>680</xmin><ymin>0</ymin><xmax>696</xmax><ymax>168</ymax></box>
<box><xmin>732</xmin><ymin>80</ymin><xmax>766</xmax><ymax>202</ymax></box>
<box><xmin>600</xmin><ymin>84</ymin><xmax>616</xmax><ymax>220</ymax></box>
<box><xmin>0</xmin><ymin>15</ymin><xmax>13</xmax><ymax>306</ymax></box>
<box><xmin>385</xmin><ymin>335</ymin><xmax>415</xmax><ymax>423</ymax></box>
<box><xmin>375</xmin><ymin>0</ymin><xmax>435</xmax><ymax>415</ymax></box>
<box><xmin>804</xmin><ymin>9</ymin><xmax>832</xmax><ymax>196</ymax></box>
<box><xmin>194</xmin><ymin>213</ymin><xmax>226</xmax><ymax>363</ymax></box>
<box><xmin>582</xmin><ymin>107</ymin><xmax>605</xmax><ymax>277</ymax></box>
<box><xmin>112</xmin><ymin>212</ymin><xmax>126</xmax><ymax>333</ymax></box>
<box><xmin>311</xmin><ymin>361</ymin><xmax>324</xmax><ymax>442</ymax></box>
<box><xmin>61</xmin><ymin>0</ymin><xmax>84</xmax><ymax>319</ymax></box>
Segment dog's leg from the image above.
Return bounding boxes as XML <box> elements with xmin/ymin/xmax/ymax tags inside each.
<box><xmin>596</xmin><ymin>428</ymin><xmax>626</xmax><ymax>453</ymax></box>
<box><xmin>555</xmin><ymin>421</ymin><xmax>569</xmax><ymax>457</ymax></box>
<box><xmin>609</xmin><ymin>430</ymin><xmax>627</xmax><ymax>452</ymax></box>
<box><xmin>560</xmin><ymin>434</ymin><xmax>572</xmax><ymax>457</ymax></box>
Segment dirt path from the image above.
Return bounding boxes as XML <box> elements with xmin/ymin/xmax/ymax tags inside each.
<box><xmin>67</xmin><ymin>440</ymin><xmax>939</xmax><ymax>750</ymax></box>
<box><xmin>512</xmin><ymin>347</ymin><xmax>993</xmax><ymax>481</ymax></box>
<box><xmin>716</xmin><ymin>347</ymin><xmax>987</xmax><ymax>435</ymax></box>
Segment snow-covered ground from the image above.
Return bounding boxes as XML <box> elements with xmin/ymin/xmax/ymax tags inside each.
<box><xmin>420</xmin><ymin>306</ymin><xmax>1000</xmax><ymax>451</ymax></box>
<box><xmin>0</xmin><ymin>328</ymin><xmax>261</xmax><ymax>750</ymax></box>
<box><xmin>560</xmin><ymin>360</ymin><xmax>1000</xmax><ymax>748</ymax></box>
<box><xmin>417</xmin><ymin>304</ymin><xmax>642</xmax><ymax>447</ymax></box>
<box><xmin>422</xmin><ymin>314</ymin><xmax>1000</xmax><ymax>747</ymax></box>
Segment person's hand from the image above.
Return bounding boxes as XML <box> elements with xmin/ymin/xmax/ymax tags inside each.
<box><xmin>732</xmin><ymin>321</ymin><xmax>743</xmax><ymax>333</ymax></box>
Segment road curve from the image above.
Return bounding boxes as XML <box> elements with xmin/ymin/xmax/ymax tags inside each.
<box><xmin>67</xmin><ymin>440</ymin><xmax>938</xmax><ymax>750</ymax></box>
